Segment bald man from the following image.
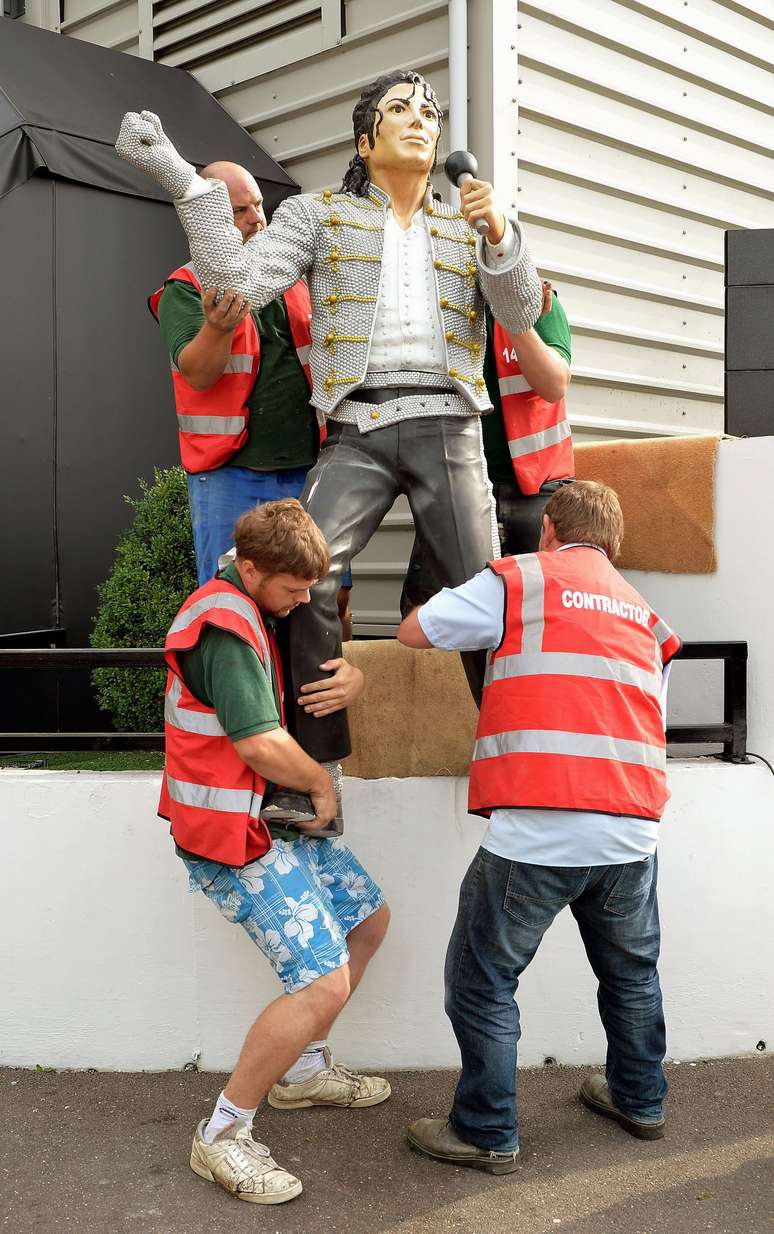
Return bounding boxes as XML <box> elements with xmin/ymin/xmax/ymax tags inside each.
<box><xmin>150</xmin><ymin>162</ymin><xmax>352</xmax><ymax>631</ymax></box>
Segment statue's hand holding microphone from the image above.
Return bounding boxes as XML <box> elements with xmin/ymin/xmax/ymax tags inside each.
<box><xmin>445</xmin><ymin>151</ymin><xmax>507</xmax><ymax>245</ymax></box>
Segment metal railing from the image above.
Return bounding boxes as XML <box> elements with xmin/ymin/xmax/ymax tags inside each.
<box><xmin>664</xmin><ymin>640</ymin><xmax>749</xmax><ymax>764</ymax></box>
<box><xmin>0</xmin><ymin>640</ymin><xmax>750</xmax><ymax>762</ymax></box>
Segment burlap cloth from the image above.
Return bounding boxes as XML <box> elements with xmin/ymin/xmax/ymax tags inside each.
<box><xmin>342</xmin><ymin>435</ymin><xmax>722</xmax><ymax>778</ymax></box>
<box><xmin>341</xmin><ymin>640</ymin><xmax>477</xmax><ymax>779</ymax></box>
<box><xmin>574</xmin><ymin>435</ymin><xmax>721</xmax><ymax>573</ymax></box>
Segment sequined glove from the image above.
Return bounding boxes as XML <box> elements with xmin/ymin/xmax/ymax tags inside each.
<box><xmin>115</xmin><ymin>110</ymin><xmax>195</xmax><ymax>200</ymax></box>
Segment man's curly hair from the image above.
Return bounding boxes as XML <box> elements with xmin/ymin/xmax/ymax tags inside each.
<box><xmin>340</xmin><ymin>70</ymin><xmax>443</xmax><ymax>197</ymax></box>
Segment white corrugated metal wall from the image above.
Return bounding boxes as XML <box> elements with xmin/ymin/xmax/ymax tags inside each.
<box><xmin>516</xmin><ymin>0</ymin><xmax>774</xmax><ymax>445</ymax></box>
<box><xmin>17</xmin><ymin>0</ymin><xmax>774</xmax><ymax>628</ymax></box>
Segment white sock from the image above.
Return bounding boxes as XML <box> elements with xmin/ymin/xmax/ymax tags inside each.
<box><xmin>203</xmin><ymin>1090</ymin><xmax>258</xmax><ymax>1144</ymax></box>
<box><xmin>281</xmin><ymin>1041</ymin><xmax>330</xmax><ymax>1085</ymax></box>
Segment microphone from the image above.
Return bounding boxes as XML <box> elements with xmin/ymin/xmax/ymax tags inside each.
<box><xmin>444</xmin><ymin>150</ymin><xmax>489</xmax><ymax>237</ymax></box>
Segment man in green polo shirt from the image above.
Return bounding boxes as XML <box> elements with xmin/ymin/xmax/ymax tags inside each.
<box><xmin>163</xmin><ymin>498</ymin><xmax>389</xmax><ymax>1206</ymax></box>
<box><xmin>176</xmin><ymin>553</ymin><xmax>359</xmax><ymax>846</ymax></box>
<box><xmin>154</xmin><ymin>160</ymin><xmax>353</xmax><ymax>624</ymax></box>
<box><xmin>480</xmin><ymin>280</ymin><xmax>573</xmax><ymax>553</ymax></box>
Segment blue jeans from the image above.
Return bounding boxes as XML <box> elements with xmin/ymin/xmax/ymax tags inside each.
<box><xmin>444</xmin><ymin>848</ymin><xmax>667</xmax><ymax>1152</ymax></box>
<box><xmin>187</xmin><ymin>464</ymin><xmax>353</xmax><ymax>588</ymax></box>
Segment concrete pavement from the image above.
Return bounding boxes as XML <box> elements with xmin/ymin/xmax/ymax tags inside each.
<box><xmin>2</xmin><ymin>1058</ymin><xmax>773</xmax><ymax>1234</ymax></box>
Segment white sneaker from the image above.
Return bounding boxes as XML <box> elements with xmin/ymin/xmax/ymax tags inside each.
<box><xmin>268</xmin><ymin>1049</ymin><xmax>391</xmax><ymax>1110</ymax></box>
<box><xmin>189</xmin><ymin>1119</ymin><xmax>302</xmax><ymax>1204</ymax></box>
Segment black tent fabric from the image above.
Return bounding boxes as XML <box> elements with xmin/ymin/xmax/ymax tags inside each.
<box><xmin>0</xmin><ymin>19</ymin><xmax>302</xmax><ymax>733</ymax></box>
<box><xmin>0</xmin><ymin>19</ymin><xmax>300</xmax><ymax>209</ymax></box>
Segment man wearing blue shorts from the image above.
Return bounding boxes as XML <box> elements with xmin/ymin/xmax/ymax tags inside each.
<box><xmin>160</xmin><ymin>498</ymin><xmax>389</xmax><ymax>1205</ymax></box>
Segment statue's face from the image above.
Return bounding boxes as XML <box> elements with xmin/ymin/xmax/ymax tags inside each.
<box><xmin>357</xmin><ymin>80</ymin><xmax>440</xmax><ymax>180</ymax></box>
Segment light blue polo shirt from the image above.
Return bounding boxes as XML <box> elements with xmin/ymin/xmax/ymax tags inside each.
<box><xmin>417</xmin><ymin>549</ymin><xmax>670</xmax><ymax>867</ymax></box>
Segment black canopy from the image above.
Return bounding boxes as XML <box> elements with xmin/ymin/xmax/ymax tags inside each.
<box><xmin>0</xmin><ymin>19</ymin><xmax>301</xmax><ymax>732</ymax></box>
<box><xmin>0</xmin><ymin>19</ymin><xmax>299</xmax><ymax>208</ymax></box>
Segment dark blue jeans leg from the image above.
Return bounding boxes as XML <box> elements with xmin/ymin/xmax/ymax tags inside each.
<box><xmin>444</xmin><ymin>850</ymin><xmax>584</xmax><ymax>1152</ymax></box>
<box><xmin>570</xmin><ymin>854</ymin><xmax>667</xmax><ymax>1121</ymax></box>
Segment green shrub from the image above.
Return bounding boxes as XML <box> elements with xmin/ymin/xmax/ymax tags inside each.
<box><xmin>91</xmin><ymin>466</ymin><xmax>197</xmax><ymax>731</ymax></box>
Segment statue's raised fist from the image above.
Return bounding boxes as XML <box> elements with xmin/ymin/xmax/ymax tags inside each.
<box><xmin>115</xmin><ymin>110</ymin><xmax>195</xmax><ymax>200</ymax></box>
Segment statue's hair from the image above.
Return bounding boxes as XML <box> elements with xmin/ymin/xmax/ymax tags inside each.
<box><xmin>340</xmin><ymin>70</ymin><xmax>443</xmax><ymax>197</ymax></box>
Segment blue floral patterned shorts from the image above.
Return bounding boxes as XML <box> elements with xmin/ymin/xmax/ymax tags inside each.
<box><xmin>183</xmin><ymin>837</ymin><xmax>385</xmax><ymax>993</ymax></box>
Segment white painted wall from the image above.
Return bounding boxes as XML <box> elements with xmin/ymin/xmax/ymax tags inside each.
<box><xmin>1</xmin><ymin>762</ymin><xmax>772</xmax><ymax>1072</ymax></box>
<box><xmin>625</xmin><ymin>437</ymin><xmax>774</xmax><ymax>769</ymax></box>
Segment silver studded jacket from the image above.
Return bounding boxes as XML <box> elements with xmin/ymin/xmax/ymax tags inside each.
<box><xmin>176</xmin><ymin>182</ymin><xmax>543</xmax><ymax>420</ymax></box>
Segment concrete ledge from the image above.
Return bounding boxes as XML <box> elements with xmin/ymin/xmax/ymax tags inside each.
<box><xmin>2</xmin><ymin>760</ymin><xmax>773</xmax><ymax>1071</ymax></box>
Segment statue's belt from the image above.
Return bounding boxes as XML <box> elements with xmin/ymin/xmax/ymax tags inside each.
<box><xmin>350</xmin><ymin>385</ymin><xmax>455</xmax><ymax>405</ymax></box>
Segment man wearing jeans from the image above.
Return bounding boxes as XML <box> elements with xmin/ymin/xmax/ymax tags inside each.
<box><xmin>150</xmin><ymin>160</ymin><xmax>352</xmax><ymax>626</ymax></box>
<box><xmin>397</xmin><ymin>480</ymin><xmax>681</xmax><ymax>1172</ymax></box>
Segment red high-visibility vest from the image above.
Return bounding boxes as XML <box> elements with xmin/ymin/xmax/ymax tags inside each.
<box><xmin>158</xmin><ymin>576</ymin><xmax>283</xmax><ymax>866</ymax></box>
<box><xmin>469</xmin><ymin>548</ymin><xmax>681</xmax><ymax>822</ymax></box>
<box><xmin>492</xmin><ymin>319</ymin><xmax>574</xmax><ymax>495</ymax></box>
<box><xmin>148</xmin><ymin>265</ymin><xmax>318</xmax><ymax>474</ymax></box>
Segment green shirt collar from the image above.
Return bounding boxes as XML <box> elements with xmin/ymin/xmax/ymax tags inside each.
<box><xmin>218</xmin><ymin>560</ymin><xmax>277</xmax><ymax>628</ymax></box>
<box><xmin>219</xmin><ymin>560</ymin><xmax>246</xmax><ymax>593</ymax></box>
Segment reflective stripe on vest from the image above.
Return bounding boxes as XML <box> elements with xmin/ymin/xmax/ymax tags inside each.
<box><xmin>493</xmin><ymin>319</ymin><xmax>573</xmax><ymax>495</ymax></box>
<box><xmin>165</xmin><ymin>676</ymin><xmax>226</xmax><ymax>737</ymax></box>
<box><xmin>176</xmin><ymin>415</ymin><xmax>248</xmax><ymax>435</ymax></box>
<box><xmin>509</xmin><ymin>419</ymin><xmax>573</xmax><ymax>462</ymax></box>
<box><xmin>469</xmin><ymin>551</ymin><xmax>680</xmax><ymax>821</ymax></box>
<box><xmin>168</xmin><ymin>589</ymin><xmax>270</xmax><ymax>667</ymax></box>
<box><xmin>166</xmin><ymin>774</ymin><xmax>262</xmax><ymax>819</ymax></box>
<box><xmin>485</xmin><ymin>651</ymin><xmax>661</xmax><ymax>697</ymax></box>
<box><xmin>517</xmin><ymin>554</ymin><xmax>545</xmax><ymax>653</ymax></box>
<box><xmin>473</xmin><ymin>728</ymin><xmax>667</xmax><ymax>771</ymax></box>
<box><xmin>498</xmin><ymin>374</ymin><xmax>531</xmax><ymax>396</ymax></box>
<box><xmin>171</xmin><ymin>354</ymin><xmax>254</xmax><ymax>377</ymax></box>
<box><xmin>160</xmin><ymin>578</ymin><xmax>276</xmax><ymax>865</ymax></box>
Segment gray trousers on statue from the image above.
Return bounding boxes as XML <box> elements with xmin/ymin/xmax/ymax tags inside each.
<box><xmin>287</xmin><ymin>412</ymin><xmax>497</xmax><ymax>762</ymax></box>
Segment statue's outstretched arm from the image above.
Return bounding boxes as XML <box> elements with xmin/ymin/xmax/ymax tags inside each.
<box><xmin>476</xmin><ymin>220</ymin><xmax>544</xmax><ymax>337</ymax></box>
<box><xmin>116</xmin><ymin>110</ymin><xmax>315</xmax><ymax>308</ymax></box>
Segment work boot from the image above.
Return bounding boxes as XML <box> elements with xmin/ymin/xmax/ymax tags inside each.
<box><xmin>189</xmin><ymin>1119</ymin><xmax>302</xmax><ymax>1204</ymax></box>
<box><xmin>262</xmin><ymin>762</ymin><xmax>343</xmax><ymax>836</ymax></box>
<box><xmin>579</xmin><ymin>1073</ymin><xmax>665</xmax><ymax>1140</ymax></box>
<box><xmin>406</xmin><ymin>1118</ymin><xmax>519</xmax><ymax>1174</ymax></box>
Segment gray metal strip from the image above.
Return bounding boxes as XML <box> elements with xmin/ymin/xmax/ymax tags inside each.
<box><xmin>487</xmin><ymin>651</ymin><xmax>660</xmax><ymax>696</ymax></box>
<box><xmin>473</xmin><ymin>728</ymin><xmax>666</xmax><ymax>771</ymax></box>
<box><xmin>176</xmin><ymin>415</ymin><xmax>246</xmax><ymax>434</ymax></box>
<box><xmin>509</xmin><ymin>419</ymin><xmax>572</xmax><ymax>460</ymax></box>
<box><xmin>516</xmin><ymin>556</ymin><xmax>545</xmax><ymax>654</ymax></box>
<box><xmin>296</xmin><ymin>345</ymin><xmax>311</xmax><ymax>365</ymax></box>
<box><xmin>499</xmin><ymin>373</ymin><xmax>532</xmax><ymax>395</ymax></box>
